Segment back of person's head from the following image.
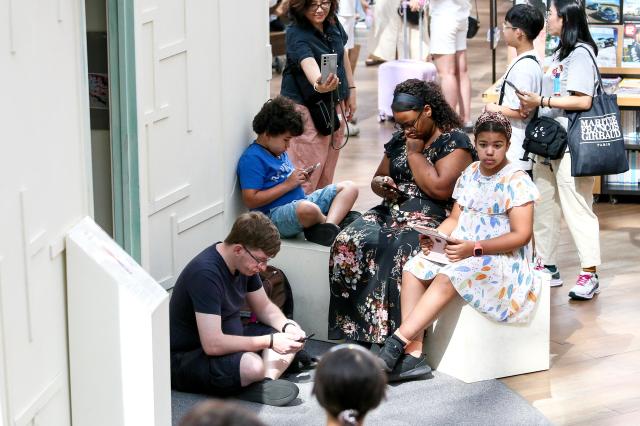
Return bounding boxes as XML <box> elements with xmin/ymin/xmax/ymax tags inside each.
<box><xmin>392</xmin><ymin>79</ymin><xmax>463</xmax><ymax>132</ymax></box>
<box><xmin>252</xmin><ymin>96</ymin><xmax>304</xmax><ymax>137</ymax></box>
<box><xmin>288</xmin><ymin>0</ymin><xmax>338</xmax><ymax>25</ymax></box>
<box><xmin>505</xmin><ymin>4</ymin><xmax>544</xmax><ymax>41</ymax></box>
<box><xmin>179</xmin><ymin>399</ymin><xmax>265</xmax><ymax>426</ymax></box>
<box><xmin>473</xmin><ymin>111</ymin><xmax>512</xmax><ymax>142</ymax></box>
<box><xmin>313</xmin><ymin>344</ymin><xmax>387</xmax><ymax>426</ymax></box>
<box><xmin>553</xmin><ymin>0</ymin><xmax>598</xmax><ymax>61</ymax></box>
<box><xmin>224</xmin><ymin>212</ymin><xmax>281</xmax><ymax>258</ymax></box>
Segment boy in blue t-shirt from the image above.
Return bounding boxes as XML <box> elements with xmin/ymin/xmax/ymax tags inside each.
<box><xmin>237</xmin><ymin>97</ymin><xmax>358</xmax><ymax>246</ymax></box>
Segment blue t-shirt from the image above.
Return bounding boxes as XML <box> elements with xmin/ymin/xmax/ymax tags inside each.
<box><xmin>237</xmin><ymin>142</ymin><xmax>305</xmax><ymax>214</ymax></box>
<box><xmin>280</xmin><ymin>19</ymin><xmax>349</xmax><ymax>104</ymax></box>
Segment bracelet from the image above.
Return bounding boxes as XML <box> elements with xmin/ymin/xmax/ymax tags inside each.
<box><xmin>282</xmin><ymin>321</ymin><xmax>296</xmax><ymax>332</ymax></box>
<box><xmin>349</xmin><ymin>86</ymin><xmax>356</xmax><ymax>89</ymax></box>
<box><xmin>313</xmin><ymin>81</ymin><xmax>320</xmax><ymax>92</ymax></box>
<box><xmin>269</xmin><ymin>333</ymin><xmax>274</xmax><ymax>349</ymax></box>
<box><xmin>547</xmin><ymin>97</ymin><xmax>552</xmax><ymax>108</ymax></box>
<box><xmin>539</xmin><ymin>96</ymin><xmax>545</xmax><ymax>107</ymax></box>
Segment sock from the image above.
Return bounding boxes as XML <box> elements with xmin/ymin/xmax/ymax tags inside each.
<box><xmin>544</xmin><ymin>265</ymin><xmax>557</xmax><ymax>272</ymax></box>
<box><xmin>582</xmin><ymin>266</ymin><xmax>596</xmax><ymax>274</ymax></box>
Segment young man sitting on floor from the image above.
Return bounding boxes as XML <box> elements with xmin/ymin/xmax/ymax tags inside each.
<box><xmin>170</xmin><ymin>212</ymin><xmax>306</xmax><ymax>406</ymax></box>
<box><xmin>237</xmin><ymin>96</ymin><xmax>359</xmax><ymax>246</ymax></box>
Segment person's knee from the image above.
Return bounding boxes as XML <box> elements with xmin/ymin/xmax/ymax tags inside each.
<box><xmin>239</xmin><ymin>352</ymin><xmax>265</xmax><ymax>384</ymax></box>
<box><xmin>295</xmin><ymin>200</ymin><xmax>322</xmax><ymax>223</ymax></box>
<box><xmin>336</xmin><ymin>180</ymin><xmax>358</xmax><ymax>196</ymax></box>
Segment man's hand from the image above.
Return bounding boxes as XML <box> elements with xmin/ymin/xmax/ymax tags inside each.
<box><xmin>444</xmin><ymin>238</ymin><xmax>474</xmax><ymax>262</ymax></box>
<box><xmin>271</xmin><ymin>333</ymin><xmax>304</xmax><ymax>355</ymax></box>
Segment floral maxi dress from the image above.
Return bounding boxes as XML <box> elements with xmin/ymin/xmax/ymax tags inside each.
<box><xmin>404</xmin><ymin>162</ymin><xmax>541</xmax><ymax>322</ymax></box>
<box><xmin>328</xmin><ymin>130</ymin><xmax>477</xmax><ymax>343</ymax></box>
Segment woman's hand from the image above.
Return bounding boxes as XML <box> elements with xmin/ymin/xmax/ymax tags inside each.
<box><xmin>373</xmin><ymin>175</ymin><xmax>400</xmax><ymax>200</ymax></box>
<box><xmin>418</xmin><ymin>234</ymin><xmax>433</xmax><ymax>255</ymax></box>
<box><xmin>444</xmin><ymin>238</ymin><xmax>474</xmax><ymax>262</ymax></box>
<box><xmin>315</xmin><ymin>73</ymin><xmax>339</xmax><ymax>94</ymax></box>
<box><xmin>405</xmin><ymin>136</ymin><xmax>426</xmax><ymax>154</ymax></box>
<box><xmin>343</xmin><ymin>91</ymin><xmax>357</xmax><ymax>122</ymax></box>
<box><xmin>516</xmin><ymin>90</ymin><xmax>542</xmax><ymax>113</ymax></box>
<box><xmin>408</xmin><ymin>0</ymin><xmax>422</xmax><ymax>11</ymax></box>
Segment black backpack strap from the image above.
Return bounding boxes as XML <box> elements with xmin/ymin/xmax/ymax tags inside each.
<box><xmin>498</xmin><ymin>54</ymin><xmax>539</xmax><ymax>105</ymax></box>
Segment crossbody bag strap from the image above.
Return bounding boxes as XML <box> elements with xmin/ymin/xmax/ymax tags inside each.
<box><xmin>498</xmin><ymin>54</ymin><xmax>539</xmax><ymax>105</ymax></box>
<box><xmin>574</xmin><ymin>44</ymin><xmax>604</xmax><ymax>96</ymax></box>
<box><xmin>474</xmin><ymin>0</ymin><xmax>479</xmax><ymax>20</ymax></box>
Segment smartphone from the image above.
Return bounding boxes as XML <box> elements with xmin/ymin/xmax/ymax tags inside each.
<box><xmin>297</xmin><ymin>333</ymin><xmax>316</xmax><ymax>342</ymax></box>
<box><xmin>411</xmin><ymin>224</ymin><xmax>455</xmax><ymax>244</ymax></box>
<box><xmin>382</xmin><ymin>182</ymin><xmax>408</xmax><ymax>197</ymax></box>
<box><xmin>304</xmin><ymin>162</ymin><xmax>321</xmax><ymax>175</ymax></box>
<box><xmin>320</xmin><ymin>53</ymin><xmax>338</xmax><ymax>84</ymax></box>
<box><xmin>504</xmin><ymin>79</ymin><xmax>524</xmax><ymax>96</ymax></box>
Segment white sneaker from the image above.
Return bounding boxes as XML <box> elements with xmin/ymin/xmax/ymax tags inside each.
<box><xmin>568</xmin><ymin>272</ymin><xmax>600</xmax><ymax>300</ymax></box>
<box><xmin>534</xmin><ymin>264</ymin><xmax>563</xmax><ymax>287</ymax></box>
<box><xmin>344</xmin><ymin>121</ymin><xmax>360</xmax><ymax>137</ymax></box>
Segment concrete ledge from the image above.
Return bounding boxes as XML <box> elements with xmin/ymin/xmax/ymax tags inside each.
<box><xmin>271</xmin><ymin>235</ymin><xmax>331</xmax><ymax>341</ymax></box>
<box><xmin>424</xmin><ymin>269</ymin><xmax>551</xmax><ymax>383</ymax></box>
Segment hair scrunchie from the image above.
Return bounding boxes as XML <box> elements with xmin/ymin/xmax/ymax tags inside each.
<box><xmin>337</xmin><ymin>409</ymin><xmax>359</xmax><ymax>426</ymax></box>
<box><xmin>473</xmin><ymin>110</ymin><xmax>512</xmax><ymax>141</ymax></box>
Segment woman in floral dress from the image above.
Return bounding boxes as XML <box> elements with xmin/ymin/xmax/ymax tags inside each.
<box><xmin>328</xmin><ymin>80</ymin><xmax>477</xmax><ymax>344</ymax></box>
<box><xmin>376</xmin><ymin>112</ymin><xmax>541</xmax><ymax>382</ymax></box>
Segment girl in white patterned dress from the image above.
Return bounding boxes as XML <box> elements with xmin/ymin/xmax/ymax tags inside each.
<box><xmin>376</xmin><ymin>111</ymin><xmax>541</xmax><ymax>382</ymax></box>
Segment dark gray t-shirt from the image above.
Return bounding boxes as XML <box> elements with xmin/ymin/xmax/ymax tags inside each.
<box><xmin>540</xmin><ymin>43</ymin><xmax>598</xmax><ymax>129</ymax></box>
<box><xmin>169</xmin><ymin>243</ymin><xmax>262</xmax><ymax>353</ymax></box>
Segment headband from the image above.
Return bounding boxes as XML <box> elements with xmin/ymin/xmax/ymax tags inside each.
<box><xmin>391</xmin><ymin>93</ymin><xmax>425</xmax><ymax>112</ymax></box>
<box><xmin>473</xmin><ymin>111</ymin><xmax>512</xmax><ymax>141</ymax></box>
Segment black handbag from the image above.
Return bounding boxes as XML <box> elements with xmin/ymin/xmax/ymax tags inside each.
<box><xmin>397</xmin><ymin>2</ymin><xmax>424</xmax><ymax>26</ymax></box>
<box><xmin>305</xmin><ymin>93</ymin><xmax>341</xmax><ymax>136</ymax></box>
<box><xmin>467</xmin><ymin>0</ymin><xmax>479</xmax><ymax>39</ymax></box>
<box><xmin>566</xmin><ymin>46</ymin><xmax>629</xmax><ymax>177</ymax></box>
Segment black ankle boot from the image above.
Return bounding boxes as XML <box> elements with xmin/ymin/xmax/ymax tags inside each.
<box><xmin>377</xmin><ymin>334</ymin><xmax>405</xmax><ymax>372</ymax></box>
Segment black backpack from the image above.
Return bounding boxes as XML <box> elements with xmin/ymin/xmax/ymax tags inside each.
<box><xmin>522</xmin><ymin>116</ymin><xmax>568</xmax><ymax>170</ymax></box>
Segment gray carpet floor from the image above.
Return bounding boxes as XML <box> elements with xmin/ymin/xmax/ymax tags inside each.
<box><xmin>172</xmin><ymin>340</ymin><xmax>551</xmax><ymax>426</ymax></box>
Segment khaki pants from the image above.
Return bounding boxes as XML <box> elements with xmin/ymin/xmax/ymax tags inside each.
<box><xmin>533</xmin><ymin>152</ymin><xmax>601</xmax><ymax>268</ymax></box>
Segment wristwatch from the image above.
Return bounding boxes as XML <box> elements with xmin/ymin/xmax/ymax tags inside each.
<box><xmin>473</xmin><ymin>241</ymin><xmax>484</xmax><ymax>257</ymax></box>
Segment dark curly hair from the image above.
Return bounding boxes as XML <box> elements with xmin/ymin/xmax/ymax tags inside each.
<box><xmin>252</xmin><ymin>96</ymin><xmax>304</xmax><ymax>137</ymax></box>
<box><xmin>288</xmin><ymin>0</ymin><xmax>338</xmax><ymax>26</ymax></box>
<box><xmin>392</xmin><ymin>80</ymin><xmax>463</xmax><ymax>133</ymax></box>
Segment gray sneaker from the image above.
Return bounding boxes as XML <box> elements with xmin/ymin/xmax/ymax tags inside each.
<box><xmin>387</xmin><ymin>354</ymin><xmax>432</xmax><ymax>383</ymax></box>
<box><xmin>535</xmin><ymin>264</ymin><xmax>563</xmax><ymax>287</ymax></box>
<box><xmin>236</xmin><ymin>378</ymin><xmax>299</xmax><ymax>406</ymax></box>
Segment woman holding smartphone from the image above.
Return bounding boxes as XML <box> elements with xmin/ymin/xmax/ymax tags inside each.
<box><xmin>516</xmin><ymin>0</ymin><xmax>602</xmax><ymax>301</ymax></box>
<box><xmin>281</xmin><ymin>0</ymin><xmax>357</xmax><ymax>194</ymax></box>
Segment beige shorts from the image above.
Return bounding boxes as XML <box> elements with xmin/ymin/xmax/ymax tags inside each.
<box><xmin>338</xmin><ymin>15</ymin><xmax>356</xmax><ymax>50</ymax></box>
<box><xmin>429</xmin><ymin>16</ymin><xmax>468</xmax><ymax>55</ymax></box>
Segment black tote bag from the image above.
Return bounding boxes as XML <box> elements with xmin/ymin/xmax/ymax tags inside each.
<box><xmin>566</xmin><ymin>46</ymin><xmax>629</xmax><ymax>177</ymax></box>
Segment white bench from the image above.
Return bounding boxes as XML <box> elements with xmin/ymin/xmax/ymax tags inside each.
<box><xmin>272</xmin><ymin>240</ymin><xmax>551</xmax><ymax>383</ymax></box>
<box><xmin>271</xmin><ymin>235</ymin><xmax>332</xmax><ymax>341</ymax></box>
<box><xmin>424</xmin><ymin>269</ymin><xmax>551</xmax><ymax>383</ymax></box>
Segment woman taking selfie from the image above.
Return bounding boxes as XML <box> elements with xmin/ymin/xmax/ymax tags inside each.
<box><xmin>516</xmin><ymin>0</ymin><xmax>601</xmax><ymax>301</ymax></box>
<box><xmin>281</xmin><ymin>0</ymin><xmax>357</xmax><ymax>193</ymax></box>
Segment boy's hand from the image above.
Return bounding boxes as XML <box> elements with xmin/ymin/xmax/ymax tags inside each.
<box><xmin>484</xmin><ymin>102</ymin><xmax>500</xmax><ymax>113</ymax></box>
<box><xmin>444</xmin><ymin>238</ymin><xmax>474</xmax><ymax>262</ymax></box>
<box><xmin>286</xmin><ymin>169</ymin><xmax>309</xmax><ymax>187</ymax></box>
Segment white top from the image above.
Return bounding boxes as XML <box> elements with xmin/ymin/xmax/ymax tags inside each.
<box><xmin>430</xmin><ymin>0</ymin><xmax>471</xmax><ymax>17</ymax></box>
<box><xmin>337</xmin><ymin>0</ymin><xmax>357</xmax><ymax>17</ymax></box>
<box><xmin>540</xmin><ymin>43</ymin><xmax>598</xmax><ymax>129</ymax></box>
<box><xmin>500</xmin><ymin>49</ymin><xmax>543</xmax><ymax>170</ymax></box>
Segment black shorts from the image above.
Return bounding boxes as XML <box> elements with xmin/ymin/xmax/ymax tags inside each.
<box><xmin>170</xmin><ymin>322</ymin><xmax>274</xmax><ymax>396</ymax></box>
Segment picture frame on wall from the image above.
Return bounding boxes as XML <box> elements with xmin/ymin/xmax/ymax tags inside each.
<box><xmin>590</xmin><ymin>26</ymin><xmax>619</xmax><ymax>67</ymax></box>
<box><xmin>624</xmin><ymin>0</ymin><xmax>640</xmax><ymax>21</ymax></box>
<box><xmin>586</xmin><ymin>0</ymin><xmax>621</xmax><ymax>24</ymax></box>
<box><xmin>622</xmin><ymin>23</ymin><xmax>640</xmax><ymax>67</ymax></box>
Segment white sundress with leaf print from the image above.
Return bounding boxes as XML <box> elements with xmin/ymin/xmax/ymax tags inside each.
<box><xmin>403</xmin><ymin>161</ymin><xmax>541</xmax><ymax>323</ymax></box>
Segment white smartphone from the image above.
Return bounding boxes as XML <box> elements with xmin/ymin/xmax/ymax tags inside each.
<box><xmin>304</xmin><ymin>162</ymin><xmax>321</xmax><ymax>175</ymax></box>
<box><xmin>320</xmin><ymin>53</ymin><xmax>338</xmax><ymax>84</ymax></box>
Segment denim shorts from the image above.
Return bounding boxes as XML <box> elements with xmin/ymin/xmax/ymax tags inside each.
<box><xmin>268</xmin><ymin>184</ymin><xmax>337</xmax><ymax>238</ymax></box>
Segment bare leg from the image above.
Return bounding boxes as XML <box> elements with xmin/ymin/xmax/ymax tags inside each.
<box><xmin>295</xmin><ymin>200</ymin><xmax>326</xmax><ymax>228</ymax></box>
<box><xmin>455</xmin><ymin>49</ymin><xmax>471</xmax><ymax>124</ymax></box>
<box><xmin>263</xmin><ymin>349</ymin><xmax>296</xmax><ymax>380</ymax></box>
<box><xmin>239</xmin><ymin>352</ymin><xmax>266</xmax><ymax>387</ymax></box>
<box><xmin>325</xmin><ymin>181</ymin><xmax>358</xmax><ymax>224</ymax></box>
<box><xmin>400</xmin><ymin>270</ymin><xmax>433</xmax><ymax>357</ymax></box>
<box><xmin>432</xmin><ymin>54</ymin><xmax>458</xmax><ymax>112</ymax></box>
<box><xmin>348</xmin><ymin>45</ymin><xmax>361</xmax><ymax>75</ymax></box>
<box><xmin>396</xmin><ymin>274</ymin><xmax>458</xmax><ymax>345</ymax></box>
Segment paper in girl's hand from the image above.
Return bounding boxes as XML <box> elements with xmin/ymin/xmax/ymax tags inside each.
<box><xmin>411</xmin><ymin>224</ymin><xmax>452</xmax><ymax>264</ymax></box>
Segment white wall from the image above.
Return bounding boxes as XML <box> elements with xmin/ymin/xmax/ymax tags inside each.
<box><xmin>134</xmin><ymin>0</ymin><xmax>272</xmax><ymax>288</ymax></box>
<box><xmin>0</xmin><ymin>0</ymin><xmax>91</xmax><ymax>423</ymax></box>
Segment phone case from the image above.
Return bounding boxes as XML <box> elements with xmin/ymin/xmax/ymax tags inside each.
<box><xmin>320</xmin><ymin>54</ymin><xmax>338</xmax><ymax>83</ymax></box>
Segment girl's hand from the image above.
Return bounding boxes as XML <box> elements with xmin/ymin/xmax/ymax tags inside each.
<box><xmin>315</xmin><ymin>73</ymin><xmax>339</xmax><ymax>93</ymax></box>
<box><xmin>515</xmin><ymin>90</ymin><xmax>541</xmax><ymax>112</ymax></box>
<box><xmin>418</xmin><ymin>234</ymin><xmax>434</xmax><ymax>255</ymax></box>
<box><xmin>444</xmin><ymin>238</ymin><xmax>474</xmax><ymax>262</ymax></box>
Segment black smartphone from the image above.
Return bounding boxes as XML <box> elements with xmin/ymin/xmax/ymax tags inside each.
<box><xmin>382</xmin><ymin>182</ymin><xmax>408</xmax><ymax>197</ymax></box>
<box><xmin>297</xmin><ymin>333</ymin><xmax>316</xmax><ymax>342</ymax></box>
<box><xmin>504</xmin><ymin>79</ymin><xmax>524</xmax><ymax>96</ymax></box>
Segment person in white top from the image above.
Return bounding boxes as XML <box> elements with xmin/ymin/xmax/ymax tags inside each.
<box><xmin>485</xmin><ymin>3</ymin><xmax>544</xmax><ymax>173</ymax></box>
<box><xmin>429</xmin><ymin>0</ymin><xmax>472</xmax><ymax>131</ymax></box>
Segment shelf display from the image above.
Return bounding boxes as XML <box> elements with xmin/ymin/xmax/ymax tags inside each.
<box><xmin>587</xmin><ymin>0</ymin><xmax>622</xmax><ymax>24</ymax></box>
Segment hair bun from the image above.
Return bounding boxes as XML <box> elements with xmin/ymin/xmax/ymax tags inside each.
<box><xmin>338</xmin><ymin>409</ymin><xmax>359</xmax><ymax>426</ymax></box>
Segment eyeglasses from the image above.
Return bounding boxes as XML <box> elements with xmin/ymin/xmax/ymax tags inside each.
<box><xmin>309</xmin><ymin>1</ymin><xmax>331</xmax><ymax>11</ymax></box>
<box><xmin>393</xmin><ymin>110</ymin><xmax>423</xmax><ymax>132</ymax></box>
<box><xmin>502</xmin><ymin>22</ymin><xmax>519</xmax><ymax>31</ymax></box>
<box><xmin>242</xmin><ymin>245</ymin><xmax>271</xmax><ymax>266</ymax></box>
